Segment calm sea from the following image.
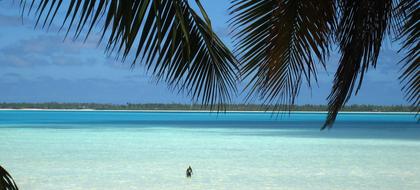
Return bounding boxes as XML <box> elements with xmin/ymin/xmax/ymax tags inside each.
<box><xmin>0</xmin><ymin>111</ymin><xmax>419</xmax><ymax>190</ymax></box>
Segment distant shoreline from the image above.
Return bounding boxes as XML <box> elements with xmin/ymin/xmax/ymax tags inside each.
<box><xmin>0</xmin><ymin>103</ymin><xmax>415</xmax><ymax>113</ymax></box>
<box><xmin>0</xmin><ymin>108</ymin><xmax>416</xmax><ymax>114</ymax></box>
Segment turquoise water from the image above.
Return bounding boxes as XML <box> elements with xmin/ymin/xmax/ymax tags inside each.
<box><xmin>0</xmin><ymin>111</ymin><xmax>419</xmax><ymax>190</ymax></box>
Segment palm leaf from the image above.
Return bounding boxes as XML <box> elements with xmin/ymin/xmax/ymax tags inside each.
<box><xmin>395</xmin><ymin>0</ymin><xmax>419</xmax><ymax>113</ymax></box>
<box><xmin>21</xmin><ymin>0</ymin><xmax>238</xmax><ymax>109</ymax></box>
<box><xmin>230</xmin><ymin>0</ymin><xmax>335</xmax><ymax>111</ymax></box>
<box><xmin>323</xmin><ymin>0</ymin><xmax>394</xmax><ymax>129</ymax></box>
<box><xmin>0</xmin><ymin>165</ymin><xmax>19</xmax><ymax>190</ymax></box>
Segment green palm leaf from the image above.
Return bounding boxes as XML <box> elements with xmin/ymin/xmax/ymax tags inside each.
<box><xmin>21</xmin><ymin>0</ymin><xmax>238</xmax><ymax>109</ymax></box>
<box><xmin>0</xmin><ymin>165</ymin><xmax>19</xmax><ymax>190</ymax></box>
<box><xmin>323</xmin><ymin>0</ymin><xmax>394</xmax><ymax>129</ymax></box>
<box><xmin>230</xmin><ymin>0</ymin><xmax>335</xmax><ymax>110</ymax></box>
<box><xmin>395</xmin><ymin>0</ymin><xmax>419</xmax><ymax>113</ymax></box>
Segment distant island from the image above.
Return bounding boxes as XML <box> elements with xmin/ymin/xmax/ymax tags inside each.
<box><xmin>0</xmin><ymin>103</ymin><xmax>414</xmax><ymax>112</ymax></box>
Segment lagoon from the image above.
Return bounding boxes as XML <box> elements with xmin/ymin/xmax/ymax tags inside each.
<box><xmin>0</xmin><ymin>111</ymin><xmax>419</xmax><ymax>189</ymax></box>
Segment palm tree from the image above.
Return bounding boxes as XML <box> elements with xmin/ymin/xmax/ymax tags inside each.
<box><xmin>0</xmin><ymin>165</ymin><xmax>19</xmax><ymax>190</ymax></box>
<box><xmin>17</xmin><ymin>0</ymin><xmax>418</xmax><ymax>129</ymax></box>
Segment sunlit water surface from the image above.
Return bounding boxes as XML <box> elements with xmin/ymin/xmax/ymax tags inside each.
<box><xmin>0</xmin><ymin>111</ymin><xmax>419</xmax><ymax>190</ymax></box>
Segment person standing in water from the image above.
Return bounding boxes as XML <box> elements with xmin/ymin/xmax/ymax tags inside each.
<box><xmin>186</xmin><ymin>166</ymin><xmax>193</xmax><ymax>178</ymax></box>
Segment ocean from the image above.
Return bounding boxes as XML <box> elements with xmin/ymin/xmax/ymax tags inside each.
<box><xmin>0</xmin><ymin>111</ymin><xmax>419</xmax><ymax>190</ymax></box>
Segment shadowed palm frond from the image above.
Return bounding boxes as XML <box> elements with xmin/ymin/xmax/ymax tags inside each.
<box><xmin>323</xmin><ymin>0</ymin><xmax>394</xmax><ymax>129</ymax></box>
<box><xmin>0</xmin><ymin>165</ymin><xmax>19</xmax><ymax>190</ymax></box>
<box><xmin>230</xmin><ymin>0</ymin><xmax>335</xmax><ymax>110</ymax></box>
<box><xmin>21</xmin><ymin>0</ymin><xmax>238</xmax><ymax>109</ymax></box>
<box><xmin>395</xmin><ymin>0</ymin><xmax>419</xmax><ymax>113</ymax></box>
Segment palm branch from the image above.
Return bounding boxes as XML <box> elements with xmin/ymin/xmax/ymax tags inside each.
<box><xmin>230</xmin><ymin>0</ymin><xmax>418</xmax><ymax>129</ymax></box>
<box><xmin>21</xmin><ymin>0</ymin><xmax>239</xmax><ymax>110</ymax></box>
<box><xmin>395</xmin><ymin>0</ymin><xmax>419</xmax><ymax>114</ymax></box>
<box><xmin>323</xmin><ymin>0</ymin><xmax>394</xmax><ymax>129</ymax></box>
<box><xmin>0</xmin><ymin>165</ymin><xmax>19</xmax><ymax>190</ymax></box>
<box><xmin>230</xmin><ymin>0</ymin><xmax>335</xmax><ymax>111</ymax></box>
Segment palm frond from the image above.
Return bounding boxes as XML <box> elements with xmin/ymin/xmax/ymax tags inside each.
<box><xmin>230</xmin><ymin>0</ymin><xmax>335</xmax><ymax>110</ymax></box>
<box><xmin>0</xmin><ymin>165</ymin><xmax>19</xmax><ymax>190</ymax></box>
<box><xmin>323</xmin><ymin>0</ymin><xmax>394</xmax><ymax>129</ymax></box>
<box><xmin>21</xmin><ymin>0</ymin><xmax>238</xmax><ymax>109</ymax></box>
<box><xmin>395</xmin><ymin>0</ymin><xmax>419</xmax><ymax>113</ymax></box>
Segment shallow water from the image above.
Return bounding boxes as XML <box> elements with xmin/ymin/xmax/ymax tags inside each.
<box><xmin>0</xmin><ymin>111</ymin><xmax>419</xmax><ymax>190</ymax></box>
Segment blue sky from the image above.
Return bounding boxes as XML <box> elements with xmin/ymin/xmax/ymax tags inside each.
<box><xmin>0</xmin><ymin>0</ymin><xmax>409</xmax><ymax>105</ymax></box>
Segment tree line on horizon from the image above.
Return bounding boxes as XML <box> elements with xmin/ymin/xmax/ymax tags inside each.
<box><xmin>0</xmin><ymin>102</ymin><xmax>414</xmax><ymax>112</ymax></box>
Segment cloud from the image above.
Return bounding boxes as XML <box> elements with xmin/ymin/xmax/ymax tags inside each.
<box><xmin>0</xmin><ymin>74</ymin><xmax>190</xmax><ymax>103</ymax></box>
<box><xmin>0</xmin><ymin>13</ymin><xmax>23</xmax><ymax>27</ymax></box>
<box><xmin>1</xmin><ymin>72</ymin><xmax>22</xmax><ymax>83</ymax></box>
<box><xmin>0</xmin><ymin>34</ymin><xmax>103</xmax><ymax>67</ymax></box>
<box><xmin>0</xmin><ymin>12</ymin><xmax>63</xmax><ymax>33</ymax></box>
